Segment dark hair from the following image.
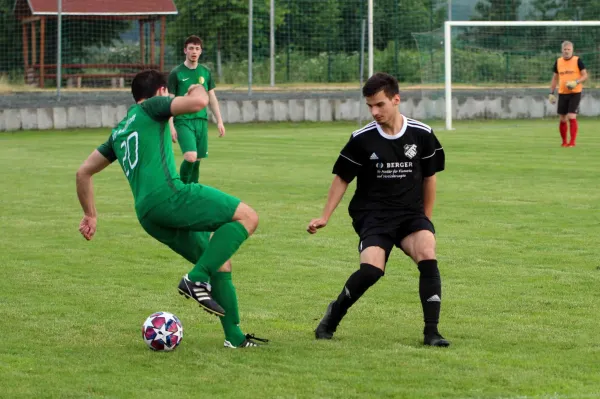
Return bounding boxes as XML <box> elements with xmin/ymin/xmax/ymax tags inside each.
<box><xmin>131</xmin><ymin>70</ymin><xmax>167</xmax><ymax>102</ymax></box>
<box><xmin>184</xmin><ymin>35</ymin><xmax>203</xmax><ymax>49</ymax></box>
<box><xmin>362</xmin><ymin>72</ymin><xmax>399</xmax><ymax>99</ymax></box>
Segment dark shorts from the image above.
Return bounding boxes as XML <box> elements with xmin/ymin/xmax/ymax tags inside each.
<box><xmin>557</xmin><ymin>93</ymin><xmax>581</xmax><ymax>115</ymax></box>
<box><xmin>353</xmin><ymin>213</ymin><xmax>435</xmax><ymax>262</ymax></box>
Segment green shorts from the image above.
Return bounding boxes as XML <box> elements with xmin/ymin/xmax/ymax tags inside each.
<box><xmin>174</xmin><ymin>118</ymin><xmax>208</xmax><ymax>158</ymax></box>
<box><xmin>139</xmin><ymin>183</ymin><xmax>241</xmax><ymax>264</ymax></box>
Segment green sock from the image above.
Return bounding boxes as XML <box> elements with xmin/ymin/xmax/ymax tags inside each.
<box><xmin>190</xmin><ymin>161</ymin><xmax>200</xmax><ymax>183</ymax></box>
<box><xmin>188</xmin><ymin>221</ymin><xmax>249</xmax><ymax>282</ymax></box>
<box><xmin>211</xmin><ymin>272</ymin><xmax>245</xmax><ymax>346</ymax></box>
<box><xmin>180</xmin><ymin>160</ymin><xmax>195</xmax><ymax>184</ymax></box>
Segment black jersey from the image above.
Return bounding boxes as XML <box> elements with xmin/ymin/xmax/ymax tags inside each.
<box><xmin>332</xmin><ymin>117</ymin><xmax>445</xmax><ymax>218</ymax></box>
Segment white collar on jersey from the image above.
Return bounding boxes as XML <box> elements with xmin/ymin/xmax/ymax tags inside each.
<box><xmin>375</xmin><ymin>114</ymin><xmax>407</xmax><ymax>140</ymax></box>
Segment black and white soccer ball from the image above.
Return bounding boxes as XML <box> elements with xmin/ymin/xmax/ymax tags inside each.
<box><xmin>141</xmin><ymin>311</ymin><xmax>183</xmax><ymax>351</ymax></box>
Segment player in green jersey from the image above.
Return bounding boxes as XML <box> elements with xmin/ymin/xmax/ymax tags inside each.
<box><xmin>168</xmin><ymin>35</ymin><xmax>226</xmax><ymax>184</ymax></box>
<box><xmin>168</xmin><ymin>35</ymin><xmax>234</xmax><ymax>307</ymax></box>
<box><xmin>76</xmin><ymin>70</ymin><xmax>266</xmax><ymax>348</ymax></box>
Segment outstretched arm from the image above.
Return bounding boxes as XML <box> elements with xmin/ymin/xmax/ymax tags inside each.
<box><xmin>171</xmin><ymin>84</ymin><xmax>209</xmax><ymax>117</ymax></box>
<box><xmin>76</xmin><ymin>150</ymin><xmax>111</xmax><ymax>240</ymax></box>
<box><xmin>307</xmin><ymin>175</ymin><xmax>349</xmax><ymax>234</ymax></box>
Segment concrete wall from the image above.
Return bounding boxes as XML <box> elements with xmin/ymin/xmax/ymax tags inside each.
<box><xmin>2</xmin><ymin>90</ymin><xmax>600</xmax><ymax>131</ymax></box>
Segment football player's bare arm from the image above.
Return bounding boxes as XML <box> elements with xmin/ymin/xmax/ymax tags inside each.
<box><xmin>76</xmin><ymin>150</ymin><xmax>111</xmax><ymax>240</ymax></box>
<box><xmin>423</xmin><ymin>175</ymin><xmax>437</xmax><ymax>220</ymax></box>
<box><xmin>208</xmin><ymin>89</ymin><xmax>226</xmax><ymax>137</ymax></box>
<box><xmin>578</xmin><ymin>68</ymin><xmax>588</xmax><ymax>84</ymax></box>
<box><xmin>307</xmin><ymin>175</ymin><xmax>349</xmax><ymax>234</ymax></box>
<box><xmin>550</xmin><ymin>73</ymin><xmax>558</xmax><ymax>94</ymax></box>
<box><xmin>171</xmin><ymin>84</ymin><xmax>208</xmax><ymax>116</ymax></box>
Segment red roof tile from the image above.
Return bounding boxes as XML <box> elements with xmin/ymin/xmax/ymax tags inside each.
<box><xmin>20</xmin><ymin>0</ymin><xmax>177</xmax><ymax>15</ymax></box>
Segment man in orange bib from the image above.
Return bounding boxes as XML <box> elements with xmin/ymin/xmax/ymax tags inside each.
<box><xmin>549</xmin><ymin>41</ymin><xmax>588</xmax><ymax>147</ymax></box>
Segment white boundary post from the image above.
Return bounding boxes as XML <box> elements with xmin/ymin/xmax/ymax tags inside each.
<box><xmin>57</xmin><ymin>0</ymin><xmax>62</xmax><ymax>100</ymax></box>
<box><xmin>368</xmin><ymin>0</ymin><xmax>373</xmax><ymax>77</ymax></box>
<box><xmin>444</xmin><ymin>21</ymin><xmax>452</xmax><ymax>130</ymax></box>
<box><xmin>248</xmin><ymin>0</ymin><xmax>253</xmax><ymax>95</ymax></box>
<box><xmin>269</xmin><ymin>0</ymin><xmax>275</xmax><ymax>87</ymax></box>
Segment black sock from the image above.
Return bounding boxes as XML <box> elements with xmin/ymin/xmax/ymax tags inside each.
<box><xmin>418</xmin><ymin>259</ymin><xmax>442</xmax><ymax>335</ymax></box>
<box><xmin>190</xmin><ymin>161</ymin><xmax>200</xmax><ymax>183</ymax></box>
<box><xmin>180</xmin><ymin>160</ymin><xmax>195</xmax><ymax>184</ymax></box>
<box><xmin>332</xmin><ymin>263</ymin><xmax>384</xmax><ymax>321</ymax></box>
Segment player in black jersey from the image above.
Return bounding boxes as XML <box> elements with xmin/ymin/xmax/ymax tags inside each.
<box><xmin>307</xmin><ymin>72</ymin><xmax>449</xmax><ymax>347</ymax></box>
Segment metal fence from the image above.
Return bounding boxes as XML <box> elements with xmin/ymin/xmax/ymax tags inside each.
<box><xmin>1</xmin><ymin>0</ymin><xmax>599</xmax><ymax>99</ymax></box>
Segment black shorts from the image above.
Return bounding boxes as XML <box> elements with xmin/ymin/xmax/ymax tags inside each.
<box><xmin>354</xmin><ymin>214</ymin><xmax>435</xmax><ymax>263</ymax></box>
<box><xmin>557</xmin><ymin>93</ymin><xmax>581</xmax><ymax>115</ymax></box>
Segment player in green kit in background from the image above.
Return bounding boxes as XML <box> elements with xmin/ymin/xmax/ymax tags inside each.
<box><xmin>168</xmin><ymin>35</ymin><xmax>226</xmax><ymax>184</ymax></box>
<box><xmin>168</xmin><ymin>35</ymin><xmax>234</xmax><ymax>307</ymax></box>
<box><xmin>75</xmin><ymin>70</ymin><xmax>267</xmax><ymax>348</ymax></box>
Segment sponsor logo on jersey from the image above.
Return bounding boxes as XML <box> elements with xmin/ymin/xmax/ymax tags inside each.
<box><xmin>386</xmin><ymin>162</ymin><xmax>413</xmax><ymax>168</ymax></box>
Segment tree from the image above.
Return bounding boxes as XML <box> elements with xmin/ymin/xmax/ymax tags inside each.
<box><xmin>0</xmin><ymin>0</ymin><xmax>23</xmax><ymax>75</ymax></box>
<box><xmin>167</xmin><ymin>0</ymin><xmax>288</xmax><ymax>81</ymax></box>
<box><xmin>528</xmin><ymin>0</ymin><xmax>600</xmax><ymax>51</ymax></box>
<box><xmin>374</xmin><ymin>0</ymin><xmax>446</xmax><ymax>51</ymax></box>
<box><xmin>0</xmin><ymin>0</ymin><xmax>130</xmax><ymax>82</ymax></box>
<box><xmin>468</xmin><ymin>0</ymin><xmax>525</xmax><ymax>50</ymax></box>
<box><xmin>167</xmin><ymin>0</ymin><xmax>248</xmax><ymax>64</ymax></box>
<box><xmin>275</xmin><ymin>0</ymin><xmax>341</xmax><ymax>55</ymax></box>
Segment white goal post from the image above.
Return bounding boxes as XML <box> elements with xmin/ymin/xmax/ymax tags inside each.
<box><xmin>444</xmin><ymin>20</ymin><xmax>600</xmax><ymax>130</ymax></box>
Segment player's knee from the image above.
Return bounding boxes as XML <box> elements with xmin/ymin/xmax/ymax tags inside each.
<box><xmin>245</xmin><ymin>207</ymin><xmax>259</xmax><ymax>235</ymax></box>
<box><xmin>359</xmin><ymin>246</ymin><xmax>387</xmax><ymax>270</ymax></box>
<box><xmin>217</xmin><ymin>260</ymin><xmax>232</xmax><ymax>272</ymax></box>
<box><xmin>233</xmin><ymin>202</ymin><xmax>259</xmax><ymax>236</ymax></box>
<box><xmin>410</xmin><ymin>236</ymin><xmax>437</xmax><ymax>263</ymax></box>
<box><xmin>414</xmin><ymin>248</ymin><xmax>436</xmax><ymax>263</ymax></box>
<box><xmin>183</xmin><ymin>152</ymin><xmax>198</xmax><ymax>163</ymax></box>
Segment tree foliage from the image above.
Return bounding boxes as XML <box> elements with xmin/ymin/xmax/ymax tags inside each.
<box><xmin>2</xmin><ymin>0</ymin><xmax>600</xmax><ymax>83</ymax></box>
<box><xmin>0</xmin><ymin>0</ymin><xmax>129</xmax><ymax>76</ymax></box>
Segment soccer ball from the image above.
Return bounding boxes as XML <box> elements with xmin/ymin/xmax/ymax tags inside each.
<box><xmin>141</xmin><ymin>311</ymin><xmax>184</xmax><ymax>351</ymax></box>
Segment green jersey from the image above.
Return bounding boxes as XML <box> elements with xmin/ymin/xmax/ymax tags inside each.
<box><xmin>168</xmin><ymin>63</ymin><xmax>215</xmax><ymax>120</ymax></box>
<box><xmin>97</xmin><ymin>96</ymin><xmax>185</xmax><ymax>218</ymax></box>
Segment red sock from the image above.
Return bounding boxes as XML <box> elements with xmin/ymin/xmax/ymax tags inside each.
<box><xmin>569</xmin><ymin>119</ymin><xmax>578</xmax><ymax>145</ymax></box>
<box><xmin>559</xmin><ymin>121</ymin><xmax>568</xmax><ymax>144</ymax></box>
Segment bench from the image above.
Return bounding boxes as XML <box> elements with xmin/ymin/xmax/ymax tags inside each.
<box><xmin>30</xmin><ymin>63</ymin><xmax>160</xmax><ymax>88</ymax></box>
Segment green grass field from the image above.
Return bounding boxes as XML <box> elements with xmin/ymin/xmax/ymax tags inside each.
<box><xmin>1</xmin><ymin>119</ymin><xmax>600</xmax><ymax>399</ymax></box>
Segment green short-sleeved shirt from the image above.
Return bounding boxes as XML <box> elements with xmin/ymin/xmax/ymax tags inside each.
<box><xmin>168</xmin><ymin>63</ymin><xmax>215</xmax><ymax>120</ymax></box>
<box><xmin>97</xmin><ymin>96</ymin><xmax>185</xmax><ymax>218</ymax></box>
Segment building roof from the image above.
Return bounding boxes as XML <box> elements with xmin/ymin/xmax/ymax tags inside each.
<box><xmin>15</xmin><ymin>0</ymin><xmax>177</xmax><ymax>16</ymax></box>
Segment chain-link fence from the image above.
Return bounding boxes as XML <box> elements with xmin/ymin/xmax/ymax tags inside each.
<box><xmin>2</xmin><ymin>0</ymin><xmax>450</xmax><ymax>92</ymax></box>
<box><xmin>1</xmin><ymin>0</ymin><xmax>599</xmax><ymax>94</ymax></box>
